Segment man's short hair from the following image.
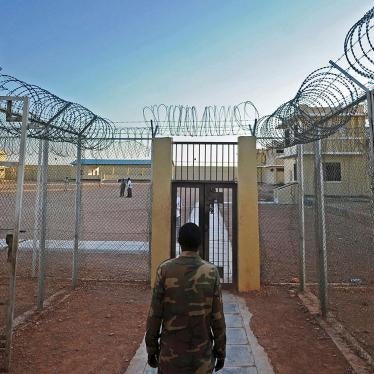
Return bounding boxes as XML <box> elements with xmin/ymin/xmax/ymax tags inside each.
<box><xmin>178</xmin><ymin>222</ymin><xmax>201</xmax><ymax>250</ymax></box>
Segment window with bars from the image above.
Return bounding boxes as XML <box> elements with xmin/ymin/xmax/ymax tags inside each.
<box><xmin>323</xmin><ymin>162</ymin><xmax>341</xmax><ymax>182</ymax></box>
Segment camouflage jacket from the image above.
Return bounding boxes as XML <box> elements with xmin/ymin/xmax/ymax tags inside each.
<box><xmin>145</xmin><ymin>251</ymin><xmax>226</xmax><ymax>374</ymax></box>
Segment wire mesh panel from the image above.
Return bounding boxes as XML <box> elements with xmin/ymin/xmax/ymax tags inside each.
<box><xmin>0</xmin><ymin>138</ymin><xmax>78</xmax><ymax>322</ymax></box>
<box><xmin>258</xmin><ymin>202</ymin><xmax>300</xmax><ymax>284</ymax></box>
<box><xmin>1</xmin><ymin>135</ymin><xmax>153</xmax><ymax>333</ymax></box>
<box><xmin>78</xmin><ymin>181</ymin><xmax>151</xmax><ymax>282</ymax></box>
<box><xmin>320</xmin><ymin>126</ymin><xmax>373</xmax><ymax>284</ymax></box>
<box><xmin>258</xmin><ymin>123</ymin><xmax>374</xmax><ymax>356</ymax></box>
<box><xmin>0</xmin><ymin>144</ymin><xmax>20</xmax><ymax>350</ymax></box>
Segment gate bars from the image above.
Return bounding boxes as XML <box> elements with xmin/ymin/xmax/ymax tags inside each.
<box><xmin>171</xmin><ymin>182</ymin><xmax>237</xmax><ymax>286</ymax></box>
<box><xmin>171</xmin><ymin>142</ymin><xmax>238</xmax><ymax>286</ymax></box>
<box><xmin>172</xmin><ymin>142</ymin><xmax>238</xmax><ymax>182</ymax></box>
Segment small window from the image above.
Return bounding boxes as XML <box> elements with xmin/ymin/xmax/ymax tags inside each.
<box><xmin>323</xmin><ymin>162</ymin><xmax>341</xmax><ymax>182</ymax></box>
<box><xmin>276</xmin><ymin>149</ymin><xmax>284</xmax><ymax>154</ymax></box>
<box><xmin>293</xmin><ymin>163</ymin><xmax>297</xmax><ymax>181</ymax></box>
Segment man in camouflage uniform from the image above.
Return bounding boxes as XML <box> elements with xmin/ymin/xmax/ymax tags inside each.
<box><xmin>145</xmin><ymin>222</ymin><xmax>226</xmax><ymax>373</ymax></box>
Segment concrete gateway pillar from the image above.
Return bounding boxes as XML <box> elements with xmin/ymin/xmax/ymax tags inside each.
<box><xmin>237</xmin><ymin>136</ymin><xmax>260</xmax><ymax>291</ymax></box>
<box><xmin>150</xmin><ymin>137</ymin><xmax>173</xmax><ymax>286</ymax></box>
<box><xmin>150</xmin><ymin>136</ymin><xmax>260</xmax><ymax>291</ymax></box>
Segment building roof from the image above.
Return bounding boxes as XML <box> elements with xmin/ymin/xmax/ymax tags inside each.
<box><xmin>71</xmin><ymin>159</ymin><xmax>151</xmax><ymax>166</ymax></box>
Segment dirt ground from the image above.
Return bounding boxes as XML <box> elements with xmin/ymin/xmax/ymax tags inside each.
<box><xmin>9</xmin><ymin>283</ymin><xmax>366</xmax><ymax>374</ymax></box>
<box><xmin>0</xmin><ymin>250</ymin><xmax>149</xmax><ymax>333</ymax></box>
<box><xmin>0</xmin><ymin>277</ymin><xmax>69</xmax><ymax>331</ymax></box>
<box><xmin>1</xmin><ymin>182</ymin><xmax>151</xmax><ymax>333</ymax></box>
<box><xmin>328</xmin><ymin>286</ymin><xmax>374</xmax><ymax>359</ymax></box>
<box><xmin>1</xmin><ymin>182</ymin><xmax>373</xmax><ymax>372</ymax></box>
<box><xmin>258</xmin><ymin>203</ymin><xmax>374</xmax><ymax>285</ymax></box>
<box><xmin>244</xmin><ymin>286</ymin><xmax>354</xmax><ymax>374</ymax></box>
<box><xmin>10</xmin><ymin>281</ymin><xmax>150</xmax><ymax>374</ymax></box>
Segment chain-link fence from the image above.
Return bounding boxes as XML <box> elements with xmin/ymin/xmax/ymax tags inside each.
<box><xmin>0</xmin><ymin>137</ymin><xmax>152</xmax><ymax>335</ymax></box>
<box><xmin>258</xmin><ymin>118</ymin><xmax>374</xmax><ymax>359</ymax></box>
<box><xmin>256</xmin><ymin>7</ymin><xmax>374</xmax><ymax>365</ymax></box>
<box><xmin>78</xmin><ymin>180</ymin><xmax>151</xmax><ymax>282</ymax></box>
<box><xmin>0</xmin><ymin>81</ymin><xmax>153</xmax><ymax>370</ymax></box>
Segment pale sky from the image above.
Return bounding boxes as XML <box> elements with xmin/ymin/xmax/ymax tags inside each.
<box><xmin>1</xmin><ymin>0</ymin><xmax>372</xmax><ymax>122</ymax></box>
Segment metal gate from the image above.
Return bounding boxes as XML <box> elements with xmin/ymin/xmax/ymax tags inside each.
<box><xmin>170</xmin><ymin>141</ymin><xmax>238</xmax><ymax>287</ymax></box>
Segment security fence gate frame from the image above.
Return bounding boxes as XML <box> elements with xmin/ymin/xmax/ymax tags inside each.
<box><xmin>170</xmin><ymin>141</ymin><xmax>238</xmax><ymax>288</ymax></box>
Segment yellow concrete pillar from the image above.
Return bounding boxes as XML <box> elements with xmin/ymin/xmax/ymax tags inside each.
<box><xmin>150</xmin><ymin>137</ymin><xmax>173</xmax><ymax>286</ymax></box>
<box><xmin>237</xmin><ymin>136</ymin><xmax>260</xmax><ymax>291</ymax></box>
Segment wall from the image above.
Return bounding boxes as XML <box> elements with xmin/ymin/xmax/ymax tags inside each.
<box><xmin>258</xmin><ymin>167</ymin><xmax>284</xmax><ymax>185</ymax></box>
<box><xmin>2</xmin><ymin>164</ymin><xmax>152</xmax><ymax>182</ymax></box>
<box><xmin>256</xmin><ymin>148</ymin><xmax>285</xmax><ymax>185</ymax></box>
<box><xmin>283</xmin><ymin>154</ymin><xmax>371</xmax><ymax>197</ymax></box>
<box><xmin>276</xmin><ymin>168</ymin><xmax>284</xmax><ymax>184</ymax></box>
<box><xmin>274</xmin><ymin>182</ymin><xmax>298</xmax><ymax>204</ymax></box>
<box><xmin>4</xmin><ymin>165</ymin><xmax>75</xmax><ymax>182</ymax></box>
<box><xmin>96</xmin><ymin>165</ymin><xmax>151</xmax><ymax>181</ymax></box>
<box><xmin>283</xmin><ymin>158</ymin><xmax>296</xmax><ymax>184</ymax></box>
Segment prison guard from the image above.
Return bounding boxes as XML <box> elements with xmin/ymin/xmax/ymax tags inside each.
<box><xmin>145</xmin><ymin>251</ymin><xmax>226</xmax><ymax>374</ymax></box>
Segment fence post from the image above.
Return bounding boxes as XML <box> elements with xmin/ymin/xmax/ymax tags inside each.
<box><xmin>32</xmin><ymin>138</ymin><xmax>43</xmax><ymax>277</ymax></box>
<box><xmin>313</xmin><ymin>137</ymin><xmax>328</xmax><ymax>317</ymax></box>
<box><xmin>297</xmin><ymin>143</ymin><xmax>306</xmax><ymax>291</ymax></box>
<box><xmin>366</xmin><ymin>90</ymin><xmax>374</xmax><ymax>249</ymax></box>
<box><xmin>4</xmin><ymin>97</ymin><xmax>29</xmax><ymax>371</ymax></box>
<box><xmin>37</xmin><ymin>135</ymin><xmax>50</xmax><ymax>310</ymax></box>
<box><xmin>72</xmin><ymin>137</ymin><xmax>82</xmax><ymax>288</ymax></box>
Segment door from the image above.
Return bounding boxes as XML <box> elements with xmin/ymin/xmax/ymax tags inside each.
<box><xmin>171</xmin><ymin>182</ymin><xmax>237</xmax><ymax>287</ymax></box>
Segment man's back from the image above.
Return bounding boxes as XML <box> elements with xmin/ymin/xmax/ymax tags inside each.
<box><xmin>145</xmin><ymin>251</ymin><xmax>226</xmax><ymax>374</ymax></box>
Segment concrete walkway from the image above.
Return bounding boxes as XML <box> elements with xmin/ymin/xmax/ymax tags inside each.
<box><xmin>126</xmin><ymin>292</ymin><xmax>274</xmax><ymax>374</ymax></box>
<box><xmin>176</xmin><ymin>201</ymin><xmax>233</xmax><ymax>283</ymax></box>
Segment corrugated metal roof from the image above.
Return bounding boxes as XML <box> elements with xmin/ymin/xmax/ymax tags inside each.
<box><xmin>71</xmin><ymin>159</ymin><xmax>151</xmax><ymax>165</ymax></box>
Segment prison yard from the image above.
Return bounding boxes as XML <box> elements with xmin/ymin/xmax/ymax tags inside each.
<box><xmin>2</xmin><ymin>3</ymin><xmax>374</xmax><ymax>374</ymax></box>
<box><xmin>1</xmin><ymin>179</ymin><xmax>374</xmax><ymax>373</ymax></box>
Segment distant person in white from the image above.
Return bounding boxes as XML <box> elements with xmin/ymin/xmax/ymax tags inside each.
<box><xmin>126</xmin><ymin>177</ymin><xmax>133</xmax><ymax>198</ymax></box>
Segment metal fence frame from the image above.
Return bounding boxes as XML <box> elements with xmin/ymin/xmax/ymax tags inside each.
<box><xmin>0</xmin><ymin>96</ymin><xmax>29</xmax><ymax>372</ymax></box>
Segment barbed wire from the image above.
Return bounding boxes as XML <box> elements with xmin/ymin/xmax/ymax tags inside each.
<box><xmin>344</xmin><ymin>7</ymin><xmax>374</xmax><ymax>80</ymax></box>
<box><xmin>0</xmin><ymin>74</ymin><xmax>115</xmax><ymax>151</ymax></box>
<box><xmin>1</xmin><ymin>6</ymin><xmax>373</xmax><ymax>156</ymax></box>
<box><xmin>258</xmin><ymin>6</ymin><xmax>373</xmax><ymax>149</ymax></box>
<box><xmin>143</xmin><ymin>101</ymin><xmax>259</xmax><ymax>136</ymax></box>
